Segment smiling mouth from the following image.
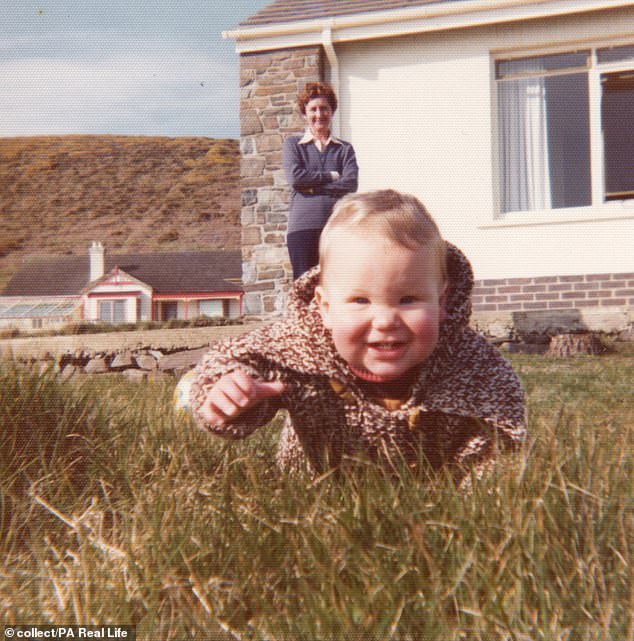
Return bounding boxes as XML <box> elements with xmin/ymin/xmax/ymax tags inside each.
<box><xmin>368</xmin><ymin>341</ymin><xmax>405</xmax><ymax>352</ymax></box>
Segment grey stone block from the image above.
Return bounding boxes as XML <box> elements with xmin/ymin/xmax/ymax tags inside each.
<box><xmin>134</xmin><ymin>353</ymin><xmax>158</xmax><ymax>370</ymax></box>
<box><xmin>110</xmin><ymin>351</ymin><xmax>135</xmax><ymax>370</ymax></box>
<box><xmin>122</xmin><ymin>368</ymin><xmax>148</xmax><ymax>381</ymax></box>
<box><xmin>84</xmin><ymin>357</ymin><xmax>108</xmax><ymax>374</ymax></box>
<box><xmin>158</xmin><ymin>347</ymin><xmax>209</xmax><ymax>372</ymax></box>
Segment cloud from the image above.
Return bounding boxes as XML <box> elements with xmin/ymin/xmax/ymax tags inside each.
<box><xmin>0</xmin><ymin>43</ymin><xmax>238</xmax><ymax>136</ymax></box>
<box><xmin>0</xmin><ymin>33</ymin><xmax>240</xmax><ymax>136</ymax></box>
<box><xmin>2</xmin><ymin>47</ymin><xmax>233</xmax><ymax>82</ymax></box>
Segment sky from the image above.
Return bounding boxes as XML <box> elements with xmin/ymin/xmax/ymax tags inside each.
<box><xmin>0</xmin><ymin>1</ymin><xmax>270</xmax><ymax>138</ymax></box>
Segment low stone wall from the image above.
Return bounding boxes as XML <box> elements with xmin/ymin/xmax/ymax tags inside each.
<box><xmin>0</xmin><ymin>324</ymin><xmax>262</xmax><ymax>381</ymax></box>
<box><xmin>3</xmin><ymin>322</ymin><xmax>628</xmax><ymax>381</ymax></box>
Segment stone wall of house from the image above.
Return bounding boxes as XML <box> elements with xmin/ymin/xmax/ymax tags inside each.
<box><xmin>239</xmin><ymin>46</ymin><xmax>323</xmax><ymax>316</ymax></box>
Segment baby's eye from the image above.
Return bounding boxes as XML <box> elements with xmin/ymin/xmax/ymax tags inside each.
<box><xmin>399</xmin><ymin>296</ymin><xmax>417</xmax><ymax>304</ymax></box>
<box><xmin>352</xmin><ymin>297</ymin><xmax>369</xmax><ymax>304</ymax></box>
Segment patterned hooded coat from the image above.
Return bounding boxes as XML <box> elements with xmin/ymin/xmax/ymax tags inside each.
<box><xmin>190</xmin><ymin>244</ymin><xmax>526</xmax><ymax>488</ymax></box>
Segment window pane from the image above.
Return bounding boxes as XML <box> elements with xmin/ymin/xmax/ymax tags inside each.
<box><xmin>200</xmin><ymin>300</ymin><xmax>223</xmax><ymax>317</ymax></box>
<box><xmin>113</xmin><ymin>300</ymin><xmax>126</xmax><ymax>323</ymax></box>
<box><xmin>602</xmin><ymin>72</ymin><xmax>634</xmax><ymax>199</ymax></box>
<box><xmin>496</xmin><ymin>51</ymin><xmax>588</xmax><ymax>79</ymax></box>
<box><xmin>497</xmin><ymin>71</ymin><xmax>591</xmax><ymax>212</ymax></box>
<box><xmin>597</xmin><ymin>44</ymin><xmax>634</xmax><ymax>64</ymax></box>
<box><xmin>99</xmin><ymin>301</ymin><xmax>112</xmax><ymax>322</ymax></box>
<box><xmin>544</xmin><ymin>73</ymin><xmax>591</xmax><ymax>208</ymax></box>
<box><xmin>162</xmin><ymin>302</ymin><xmax>178</xmax><ymax>321</ymax></box>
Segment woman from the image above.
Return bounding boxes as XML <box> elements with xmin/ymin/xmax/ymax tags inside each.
<box><xmin>282</xmin><ymin>81</ymin><xmax>359</xmax><ymax>279</ymax></box>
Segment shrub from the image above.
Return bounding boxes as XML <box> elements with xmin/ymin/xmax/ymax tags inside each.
<box><xmin>0</xmin><ymin>316</ymin><xmax>244</xmax><ymax>340</ymax></box>
<box><xmin>60</xmin><ymin>322</ymin><xmax>113</xmax><ymax>335</ymax></box>
<box><xmin>192</xmin><ymin>314</ymin><xmax>241</xmax><ymax>327</ymax></box>
<box><xmin>0</xmin><ymin>327</ymin><xmax>21</xmax><ymax>339</ymax></box>
<box><xmin>0</xmin><ymin>235</ymin><xmax>24</xmax><ymax>257</ymax></box>
<box><xmin>158</xmin><ymin>229</ymin><xmax>179</xmax><ymax>243</ymax></box>
<box><xmin>164</xmin><ymin>318</ymin><xmax>189</xmax><ymax>329</ymax></box>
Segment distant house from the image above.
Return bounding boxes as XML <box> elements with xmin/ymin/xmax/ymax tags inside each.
<box><xmin>0</xmin><ymin>242</ymin><xmax>243</xmax><ymax>331</ymax></box>
<box><xmin>227</xmin><ymin>0</ymin><xmax>634</xmax><ymax>335</ymax></box>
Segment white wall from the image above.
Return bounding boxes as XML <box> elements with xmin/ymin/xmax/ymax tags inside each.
<box><xmin>337</xmin><ymin>7</ymin><xmax>634</xmax><ymax>279</ymax></box>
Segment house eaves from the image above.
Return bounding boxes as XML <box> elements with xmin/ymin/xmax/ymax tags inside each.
<box><xmin>83</xmin><ymin>267</ymin><xmax>149</xmax><ymax>296</ymax></box>
<box><xmin>225</xmin><ymin>0</ymin><xmax>634</xmax><ymax>52</ymax></box>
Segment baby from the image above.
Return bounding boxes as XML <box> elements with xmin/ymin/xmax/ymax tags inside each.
<box><xmin>190</xmin><ymin>190</ymin><xmax>526</xmax><ymax>489</ymax></box>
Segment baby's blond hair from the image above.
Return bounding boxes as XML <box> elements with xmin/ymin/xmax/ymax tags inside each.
<box><xmin>319</xmin><ymin>189</ymin><xmax>447</xmax><ymax>284</ymax></box>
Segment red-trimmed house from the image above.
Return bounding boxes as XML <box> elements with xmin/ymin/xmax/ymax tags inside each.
<box><xmin>0</xmin><ymin>242</ymin><xmax>243</xmax><ymax>331</ymax></box>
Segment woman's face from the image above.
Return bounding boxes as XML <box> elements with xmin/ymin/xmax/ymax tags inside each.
<box><xmin>303</xmin><ymin>96</ymin><xmax>333</xmax><ymax>138</ymax></box>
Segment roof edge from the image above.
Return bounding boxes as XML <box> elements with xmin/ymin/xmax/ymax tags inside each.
<box><xmin>83</xmin><ymin>266</ymin><xmax>150</xmax><ymax>295</ymax></box>
<box><xmin>225</xmin><ymin>0</ymin><xmax>633</xmax><ymax>52</ymax></box>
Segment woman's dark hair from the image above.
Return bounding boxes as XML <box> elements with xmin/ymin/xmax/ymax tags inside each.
<box><xmin>297</xmin><ymin>81</ymin><xmax>338</xmax><ymax>115</ymax></box>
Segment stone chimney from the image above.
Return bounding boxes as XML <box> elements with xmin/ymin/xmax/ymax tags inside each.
<box><xmin>89</xmin><ymin>241</ymin><xmax>104</xmax><ymax>282</ymax></box>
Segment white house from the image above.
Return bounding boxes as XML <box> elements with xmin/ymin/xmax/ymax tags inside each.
<box><xmin>228</xmin><ymin>0</ymin><xmax>634</xmax><ymax>336</ymax></box>
<box><xmin>0</xmin><ymin>242</ymin><xmax>243</xmax><ymax>331</ymax></box>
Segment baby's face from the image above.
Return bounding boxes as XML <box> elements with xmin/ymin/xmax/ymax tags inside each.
<box><xmin>316</xmin><ymin>233</ymin><xmax>447</xmax><ymax>382</ymax></box>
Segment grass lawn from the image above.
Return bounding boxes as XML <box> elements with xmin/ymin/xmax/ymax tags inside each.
<box><xmin>1</xmin><ymin>345</ymin><xmax>633</xmax><ymax>641</ymax></box>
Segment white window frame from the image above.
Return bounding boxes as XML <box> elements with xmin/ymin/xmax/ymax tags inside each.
<box><xmin>486</xmin><ymin>40</ymin><xmax>634</xmax><ymax>228</ymax></box>
<box><xmin>99</xmin><ymin>299</ymin><xmax>126</xmax><ymax>323</ymax></box>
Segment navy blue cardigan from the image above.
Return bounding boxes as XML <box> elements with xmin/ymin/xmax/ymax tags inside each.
<box><xmin>282</xmin><ymin>135</ymin><xmax>358</xmax><ymax>233</ymax></box>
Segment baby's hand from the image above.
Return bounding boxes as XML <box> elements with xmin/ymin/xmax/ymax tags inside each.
<box><xmin>200</xmin><ymin>370</ymin><xmax>286</xmax><ymax>427</ymax></box>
